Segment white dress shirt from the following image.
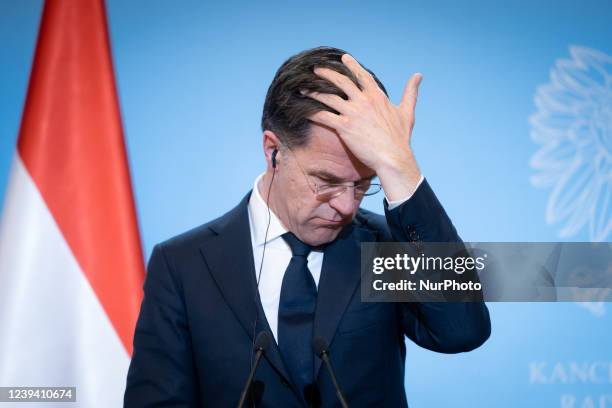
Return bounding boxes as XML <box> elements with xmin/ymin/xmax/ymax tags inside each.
<box><xmin>247</xmin><ymin>173</ymin><xmax>424</xmax><ymax>341</ymax></box>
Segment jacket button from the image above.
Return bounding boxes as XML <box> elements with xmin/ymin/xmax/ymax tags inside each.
<box><xmin>280</xmin><ymin>379</ymin><xmax>290</xmax><ymax>388</ymax></box>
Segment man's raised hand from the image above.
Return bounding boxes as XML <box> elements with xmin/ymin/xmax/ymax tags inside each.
<box><xmin>302</xmin><ymin>53</ymin><xmax>423</xmax><ymax>201</ymax></box>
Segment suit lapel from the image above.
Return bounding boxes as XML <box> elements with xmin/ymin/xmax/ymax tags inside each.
<box><xmin>313</xmin><ymin>223</ymin><xmax>376</xmax><ymax>378</ymax></box>
<box><xmin>198</xmin><ymin>192</ymin><xmax>292</xmax><ymax>383</ymax></box>
<box><xmin>198</xmin><ymin>194</ymin><xmax>378</xmax><ymax>386</ymax></box>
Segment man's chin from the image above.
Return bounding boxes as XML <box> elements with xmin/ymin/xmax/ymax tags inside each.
<box><xmin>302</xmin><ymin>225</ymin><xmax>345</xmax><ymax>247</ymax></box>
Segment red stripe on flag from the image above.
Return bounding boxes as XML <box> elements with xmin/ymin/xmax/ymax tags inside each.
<box><xmin>17</xmin><ymin>0</ymin><xmax>144</xmax><ymax>356</ymax></box>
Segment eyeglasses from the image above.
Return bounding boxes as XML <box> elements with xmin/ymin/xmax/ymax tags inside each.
<box><xmin>284</xmin><ymin>147</ymin><xmax>382</xmax><ymax>202</ymax></box>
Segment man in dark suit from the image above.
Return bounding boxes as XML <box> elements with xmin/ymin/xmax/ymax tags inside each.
<box><xmin>124</xmin><ymin>46</ymin><xmax>491</xmax><ymax>407</ymax></box>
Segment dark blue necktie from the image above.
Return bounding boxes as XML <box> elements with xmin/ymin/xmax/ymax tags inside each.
<box><xmin>278</xmin><ymin>232</ymin><xmax>317</xmax><ymax>397</ymax></box>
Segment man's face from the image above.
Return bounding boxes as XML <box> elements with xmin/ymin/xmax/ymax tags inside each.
<box><xmin>273</xmin><ymin>122</ymin><xmax>376</xmax><ymax>247</ymax></box>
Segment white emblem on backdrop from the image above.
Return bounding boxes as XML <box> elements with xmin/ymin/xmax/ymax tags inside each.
<box><xmin>529</xmin><ymin>46</ymin><xmax>611</xmax><ymax>317</ymax></box>
<box><xmin>529</xmin><ymin>46</ymin><xmax>611</xmax><ymax>242</ymax></box>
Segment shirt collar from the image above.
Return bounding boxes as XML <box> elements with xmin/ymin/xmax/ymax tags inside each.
<box><xmin>248</xmin><ymin>173</ymin><xmax>288</xmax><ymax>247</ymax></box>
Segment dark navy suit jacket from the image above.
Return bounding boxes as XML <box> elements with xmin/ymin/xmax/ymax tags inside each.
<box><xmin>124</xmin><ymin>179</ymin><xmax>491</xmax><ymax>407</ymax></box>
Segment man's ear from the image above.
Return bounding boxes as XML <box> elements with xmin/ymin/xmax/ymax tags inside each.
<box><xmin>263</xmin><ymin>130</ymin><xmax>281</xmax><ymax>170</ymax></box>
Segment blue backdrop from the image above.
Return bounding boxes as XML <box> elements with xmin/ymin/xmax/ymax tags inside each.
<box><xmin>1</xmin><ymin>1</ymin><xmax>611</xmax><ymax>406</ymax></box>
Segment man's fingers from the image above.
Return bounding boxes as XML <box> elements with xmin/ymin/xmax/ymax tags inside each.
<box><xmin>308</xmin><ymin>110</ymin><xmax>346</xmax><ymax>131</ymax></box>
<box><xmin>313</xmin><ymin>67</ymin><xmax>363</xmax><ymax>101</ymax></box>
<box><xmin>400</xmin><ymin>73</ymin><xmax>423</xmax><ymax>119</ymax></box>
<box><xmin>341</xmin><ymin>53</ymin><xmax>377</xmax><ymax>92</ymax></box>
<box><xmin>301</xmin><ymin>90</ymin><xmax>348</xmax><ymax>114</ymax></box>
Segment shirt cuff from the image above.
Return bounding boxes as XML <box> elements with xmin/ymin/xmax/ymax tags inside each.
<box><xmin>385</xmin><ymin>175</ymin><xmax>425</xmax><ymax>210</ymax></box>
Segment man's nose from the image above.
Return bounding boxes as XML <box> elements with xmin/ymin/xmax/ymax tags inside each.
<box><xmin>328</xmin><ymin>188</ymin><xmax>357</xmax><ymax>217</ymax></box>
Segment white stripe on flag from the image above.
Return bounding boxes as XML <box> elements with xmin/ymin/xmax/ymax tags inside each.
<box><xmin>0</xmin><ymin>155</ymin><xmax>130</xmax><ymax>407</ymax></box>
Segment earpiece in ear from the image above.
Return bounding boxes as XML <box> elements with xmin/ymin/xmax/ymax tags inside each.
<box><xmin>271</xmin><ymin>149</ymin><xmax>278</xmax><ymax>168</ymax></box>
